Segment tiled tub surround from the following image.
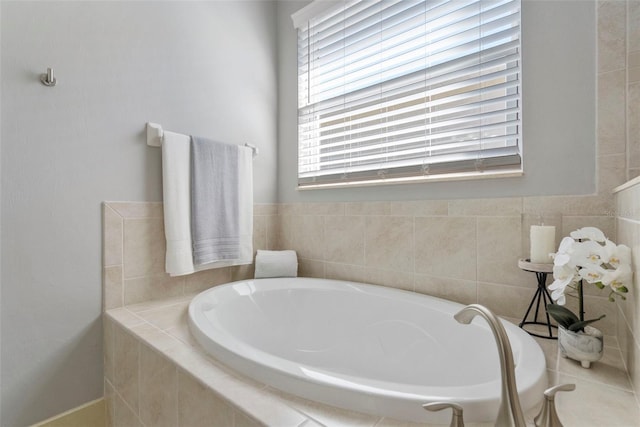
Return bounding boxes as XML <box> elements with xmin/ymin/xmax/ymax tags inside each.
<box><xmin>102</xmin><ymin>200</ymin><xmax>640</xmax><ymax>426</ymax></box>
<box><xmin>616</xmin><ymin>178</ymin><xmax>640</xmax><ymax>403</ymax></box>
<box><xmin>104</xmin><ymin>293</ymin><xmax>640</xmax><ymax>426</ymax></box>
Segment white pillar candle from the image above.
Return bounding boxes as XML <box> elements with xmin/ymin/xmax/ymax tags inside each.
<box><xmin>530</xmin><ymin>225</ymin><xmax>556</xmax><ymax>263</ymax></box>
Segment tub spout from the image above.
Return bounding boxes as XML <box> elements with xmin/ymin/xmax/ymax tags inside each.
<box><xmin>454</xmin><ymin>304</ymin><xmax>526</xmax><ymax>427</ymax></box>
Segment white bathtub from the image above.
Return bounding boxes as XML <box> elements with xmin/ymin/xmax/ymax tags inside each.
<box><xmin>188</xmin><ymin>277</ymin><xmax>547</xmax><ymax>424</ymax></box>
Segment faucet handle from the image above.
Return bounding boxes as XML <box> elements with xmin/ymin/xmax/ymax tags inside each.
<box><xmin>423</xmin><ymin>402</ymin><xmax>464</xmax><ymax>427</ymax></box>
<box><xmin>534</xmin><ymin>383</ymin><xmax>576</xmax><ymax>427</ymax></box>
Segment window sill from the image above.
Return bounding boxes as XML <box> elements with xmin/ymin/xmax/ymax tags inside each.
<box><xmin>297</xmin><ymin>169</ymin><xmax>524</xmax><ymax>191</ymax></box>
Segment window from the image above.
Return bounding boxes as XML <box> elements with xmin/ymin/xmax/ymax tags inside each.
<box><xmin>292</xmin><ymin>0</ymin><xmax>522</xmax><ymax>188</ymax></box>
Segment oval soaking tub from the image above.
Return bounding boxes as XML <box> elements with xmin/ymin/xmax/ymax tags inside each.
<box><xmin>188</xmin><ymin>278</ymin><xmax>547</xmax><ymax>424</ymax></box>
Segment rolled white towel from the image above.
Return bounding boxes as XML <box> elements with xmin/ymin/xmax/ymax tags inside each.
<box><xmin>254</xmin><ymin>250</ymin><xmax>298</xmax><ymax>279</ymax></box>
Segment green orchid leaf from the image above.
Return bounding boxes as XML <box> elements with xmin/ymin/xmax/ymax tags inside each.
<box><xmin>568</xmin><ymin>315</ymin><xmax>606</xmax><ymax>332</ymax></box>
<box><xmin>546</xmin><ymin>304</ymin><xmax>580</xmax><ymax>329</ymax></box>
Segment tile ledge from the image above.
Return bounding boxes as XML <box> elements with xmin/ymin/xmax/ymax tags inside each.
<box><xmin>613</xmin><ymin>176</ymin><xmax>640</xmax><ymax>193</ymax></box>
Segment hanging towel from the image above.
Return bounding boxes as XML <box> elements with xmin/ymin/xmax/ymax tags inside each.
<box><xmin>162</xmin><ymin>131</ymin><xmax>196</xmax><ymax>276</ymax></box>
<box><xmin>190</xmin><ymin>137</ymin><xmax>253</xmax><ymax>267</ymax></box>
<box><xmin>254</xmin><ymin>250</ymin><xmax>298</xmax><ymax>278</ymax></box>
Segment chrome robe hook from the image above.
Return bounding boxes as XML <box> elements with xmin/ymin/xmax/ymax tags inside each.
<box><xmin>40</xmin><ymin>68</ymin><xmax>57</xmax><ymax>87</ymax></box>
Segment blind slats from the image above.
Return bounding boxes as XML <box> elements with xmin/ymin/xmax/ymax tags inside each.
<box><xmin>296</xmin><ymin>0</ymin><xmax>522</xmax><ymax>186</ymax></box>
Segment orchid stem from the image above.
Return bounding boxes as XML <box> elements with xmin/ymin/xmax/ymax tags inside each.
<box><xmin>578</xmin><ymin>279</ymin><xmax>585</xmax><ymax>322</ymax></box>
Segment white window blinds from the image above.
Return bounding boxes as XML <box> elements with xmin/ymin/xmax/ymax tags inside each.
<box><xmin>294</xmin><ymin>0</ymin><xmax>522</xmax><ymax>187</ymax></box>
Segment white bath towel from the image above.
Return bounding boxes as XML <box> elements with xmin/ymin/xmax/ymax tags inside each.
<box><xmin>254</xmin><ymin>250</ymin><xmax>298</xmax><ymax>278</ymax></box>
<box><xmin>190</xmin><ymin>137</ymin><xmax>253</xmax><ymax>267</ymax></box>
<box><xmin>162</xmin><ymin>131</ymin><xmax>195</xmax><ymax>276</ymax></box>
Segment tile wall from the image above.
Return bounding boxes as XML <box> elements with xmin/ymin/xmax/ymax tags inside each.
<box><xmin>102</xmin><ymin>202</ymin><xmax>279</xmax><ymax>310</ymax></box>
<box><xmin>275</xmin><ymin>198</ymin><xmax>619</xmax><ymax>337</ymax></box>
<box><xmin>616</xmin><ymin>179</ymin><xmax>640</xmax><ymax>400</ymax></box>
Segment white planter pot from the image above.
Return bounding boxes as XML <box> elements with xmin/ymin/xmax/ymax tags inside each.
<box><xmin>558</xmin><ymin>326</ymin><xmax>603</xmax><ymax>368</ymax></box>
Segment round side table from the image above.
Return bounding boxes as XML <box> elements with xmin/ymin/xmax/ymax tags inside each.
<box><xmin>518</xmin><ymin>259</ymin><xmax>557</xmax><ymax>339</ymax></box>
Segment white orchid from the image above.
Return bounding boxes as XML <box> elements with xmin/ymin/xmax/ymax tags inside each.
<box><xmin>548</xmin><ymin>264</ymin><xmax>579</xmax><ymax>304</ymax></box>
<box><xmin>602</xmin><ymin>264</ymin><xmax>632</xmax><ymax>295</ymax></box>
<box><xmin>548</xmin><ymin>227</ymin><xmax>632</xmax><ymax>331</ymax></box>
<box><xmin>569</xmin><ymin>226</ymin><xmax>606</xmax><ymax>243</ymax></box>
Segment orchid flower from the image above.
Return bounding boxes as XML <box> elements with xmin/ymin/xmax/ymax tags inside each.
<box><xmin>602</xmin><ymin>240</ymin><xmax>631</xmax><ymax>269</ymax></box>
<box><xmin>602</xmin><ymin>264</ymin><xmax>632</xmax><ymax>294</ymax></box>
<box><xmin>548</xmin><ymin>264</ymin><xmax>578</xmax><ymax>305</ymax></box>
<box><xmin>570</xmin><ymin>226</ymin><xmax>606</xmax><ymax>243</ymax></box>
<box><xmin>548</xmin><ymin>226</ymin><xmax>633</xmax><ymax>330</ymax></box>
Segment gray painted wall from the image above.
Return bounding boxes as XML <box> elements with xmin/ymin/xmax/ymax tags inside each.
<box><xmin>277</xmin><ymin>0</ymin><xmax>597</xmax><ymax>202</ymax></box>
<box><xmin>0</xmin><ymin>2</ymin><xmax>277</xmax><ymax>426</ymax></box>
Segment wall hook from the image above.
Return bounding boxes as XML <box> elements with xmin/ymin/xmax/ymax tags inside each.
<box><xmin>40</xmin><ymin>68</ymin><xmax>57</xmax><ymax>87</ymax></box>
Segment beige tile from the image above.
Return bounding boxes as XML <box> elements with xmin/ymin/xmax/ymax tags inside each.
<box><xmin>414</xmin><ymin>274</ymin><xmax>477</xmax><ymax>305</ymax></box>
<box><xmin>325</xmin><ymin>262</ymin><xmax>368</xmax><ymax>283</ymax></box>
<box><xmin>132</xmin><ymin>322</ymin><xmax>185</xmax><ymax>355</ymax></box>
<box><xmin>177</xmin><ymin>370</ymin><xmax>234</xmax><ymax>427</ymax></box>
<box><xmin>555</xmin><ymin>343</ymin><xmax>632</xmax><ymax>391</ymax></box>
<box><xmin>166</xmin><ymin>322</ymin><xmax>199</xmax><ymax>348</ymax></box>
<box><xmin>104</xmin><ymin>265</ymin><xmax>123</xmax><ymax>310</ymax></box>
<box><xmin>103</xmin><ymin>204</ymin><xmax>123</xmax><ymax>267</ymax></box>
<box><xmin>364</xmin><ymin>268</ymin><xmax>414</xmax><ymax>292</ymax></box>
<box><xmin>477</xmin><ymin>282</ymin><xmax>535</xmax><ymax>320</ymax></box>
<box><xmin>253</xmin><ymin>215</ymin><xmax>267</xmax><ymax>251</ymax></box>
<box><xmin>231</xmin><ymin>264</ymin><xmax>255</xmax><ymax>281</ymax></box>
<box><xmin>630</xmin><ymin>1</ymin><xmax>640</xmax><ymax>52</ymax></box>
<box><xmin>523</xmin><ymin>195</ymin><xmax>615</xmax><ymax>217</ymax></box>
<box><xmin>104</xmin><ymin>379</ymin><xmax>115</xmax><ymax>427</ymax></box>
<box><xmin>629</xmin><ymin>82</ymin><xmax>640</xmax><ymax>170</ymax></box>
<box><xmin>254</xmin><ymin>203</ymin><xmax>278</xmax><ymax>216</ymax></box>
<box><xmin>389</xmin><ymin>200</ymin><xmax>448</xmax><ymax>217</ymax></box>
<box><xmin>112</xmin><ymin>389</ymin><xmax>142</xmax><ymax>427</ymax></box>
<box><xmin>107</xmin><ymin>307</ymin><xmax>145</xmax><ymax>329</ymax></box>
<box><xmin>554</xmin><ymin>372</ymin><xmax>640</xmax><ymax>426</ymax></box>
<box><xmin>345</xmin><ymin>202</ymin><xmax>391</xmax><ymax>216</ymax></box>
<box><xmin>477</xmin><ymin>217</ymin><xmax>531</xmax><ymax>287</ymax></box>
<box><xmin>598</xmin><ymin>69</ymin><xmax>626</xmax><ymax>156</ymax></box>
<box><xmin>448</xmin><ymin>197</ymin><xmax>522</xmax><ymax>216</ymax></box>
<box><xmin>561</xmin><ymin>216</ymin><xmax>616</xmax><ymax>242</ymax></box>
<box><xmin>324</xmin><ymin>216</ymin><xmax>365</xmax><ymax>265</ymax></box>
<box><xmin>293</xmin><ymin>215</ymin><xmax>324</xmax><ymax>260</ymax></box>
<box><xmin>598</xmin><ymin>154</ymin><xmax>627</xmax><ymax>195</ymax></box>
<box><xmin>123</xmin><ymin>217</ymin><xmax>166</xmax><ymax>279</ymax></box>
<box><xmin>630</xmin><ymin>65</ymin><xmax>640</xmax><ymax>84</ymax></box>
<box><xmin>113</xmin><ymin>325</ymin><xmax>139</xmax><ymax>414</ymax></box>
<box><xmin>365</xmin><ymin>216</ymin><xmax>414</xmax><ymax>271</ymax></box>
<box><xmin>104</xmin><ymin>316</ymin><xmax>115</xmax><ymax>384</ymax></box>
<box><xmin>125</xmin><ymin>293</ymin><xmax>193</xmax><ymax>313</ymax></box>
<box><xmin>135</xmin><ymin>301</ymin><xmax>188</xmax><ymax>331</ymax></box>
<box><xmin>139</xmin><ymin>344</ymin><xmax>178</xmax><ymax>427</ymax></box>
<box><xmin>270</xmin><ymin>389</ymin><xmax>378</xmax><ymax>427</ymax></box>
<box><xmin>278</xmin><ymin>203</ymin><xmax>303</xmax><ymax>216</ymax></box>
<box><xmin>300</xmin><ymin>202</ymin><xmax>346</xmax><ymax>216</ymax></box>
<box><xmin>415</xmin><ymin>217</ymin><xmax>477</xmax><ymax>280</ymax></box>
<box><xmin>266</xmin><ymin>215</ymin><xmax>280</xmax><ymax>250</ymax></box>
<box><xmin>183</xmin><ymin>267</ymin><xmax>232</xmax><ymax>294</ymax></box>
<box><xmin>597</xmin><ymin>0</ymin><xmax>626</xmax><ymax>74</ymax></box>
<box><xmin>215</xmin><ymin>380</ymin><xmax>306</xmax><ymax>427</ymax></box>
<box><xmin>124</xmin><ymin>274</ymin><xmax>184</xmax><ymax>305</ymax></box>
<box><xmin>109</xmin><ymin>201</ymin><xmax>164</xmax><ymax>219</ymax></box>
<box><xmin>298</xmin><ymin>258</ymin><xmax>325</xmax><ymax>278</ymax></box>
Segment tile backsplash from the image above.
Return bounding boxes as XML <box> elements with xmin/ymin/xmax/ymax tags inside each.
<box><xmin>102</xmin><ymin>202</ymin><xmax>278</xmax><ymax>310</ymax></box>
